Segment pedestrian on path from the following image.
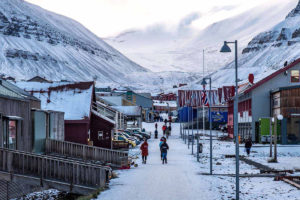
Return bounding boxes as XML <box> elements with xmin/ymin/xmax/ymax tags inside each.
<box><xmin>155</xmin><ymin>123</ymin><xmax>158</xmax><ymax>130</ymax></box>
<box><xmin>159</xmin><ymin>137</ymin><xmax>166</xmax><ymax>160</ymax></box>
<box><xmin>168</xmin><ymin>125</ymin><xmax>172</xmax><ymax>136</ymax></box>
<box><xmin>165</xmin><ymin>126</ymin><xmax>170</xmax><ymax>139</ymax></box>
<box><xmin>154</xmin><ymin>129</ymin><xmax>158</xmax><ymax>139</ymax></box>
<box><xmin>140</xmin><ymin>139</ymin><xmax>149</xmax><ymax>164</ymax></box>
<box><xmin>162</xmin><ymin>125</ymin><xmax>167</xmax><ymax>136</ymax></box>
<box><xmin>245</xmin><ymin>138</ymin><xmax>252</xmax><ymax>156</ymax></box>
<box><xmin>160</xmin><ymin>140</ymin><xmax>169</xmax><ymax>164</ymax></box>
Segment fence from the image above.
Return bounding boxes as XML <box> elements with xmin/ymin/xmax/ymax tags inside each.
<box><xmin>45</xmin><ymin>139</ymin><xmax>128</xmax><ymax>168</ymax></box>
<box><xmin>0</xmin><ymin>148</ymin><xmax>110</xmax><ymax>189</ymax></box>
<box><xmin>0</xmin><ymin>179</ymin><xmax>35</xmax><ymax>200</ymax></box>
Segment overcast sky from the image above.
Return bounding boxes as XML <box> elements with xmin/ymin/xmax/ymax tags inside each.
<box><xmin>27</xmin><ymin>0</ymin><xmax>274</xmax><ymax>37</ymax></box>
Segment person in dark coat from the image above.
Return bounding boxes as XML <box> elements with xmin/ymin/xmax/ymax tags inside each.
<box><xmin>164</xmin><ymin>118</ymin><xmax>168</xmax><ymax>125</ymax></box>
<box><xmin>155</xmin><ymin>123</ymin><xmax>158</xmax><ymax>130</ymax></box>
<box><xmin>160</xmin><ymin>140</ymin><xmax>169</xmax><ymax>164</ymax></box>
<box><xmin>245</xmin><ymin>138</ymin><xmax>252</xmax><ymax>156</ymax></box>
<box><xmin>168</xmin><ymin>125</ymin><xmax>172</xmax><ymax>136</ymax></box>
<box><xmin>165</xmin><ymin>127</ymin><xmax>170</xmax><ymax>139</ymax></box>
<box><xmin>154</xmin><ymin>129</ymin><xmax>158</xmax><ymax>139</ymax></box>
<box><xmin>140</xmin><ymin>140</ymin><xmax>149</xmax><ymax>164</ymax></box>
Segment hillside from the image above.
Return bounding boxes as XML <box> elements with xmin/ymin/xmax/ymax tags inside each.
<box><xmin>105</xmin><ymin>0</ymin><xmax>297</xmax><ymax>75</ymax></box>
<box><xmin>0</xmin><ymin>0</ymin><xmax>147</xmax><ymax>86</ymax></box>
<box><xmin>210</xmin><ymin>0</ymin><xmax>300</xmax><ymax>87</ymax></box>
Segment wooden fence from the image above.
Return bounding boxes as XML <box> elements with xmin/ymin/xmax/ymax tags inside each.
<box><xmin>0</xmin><ymin>148</ymin><xmax>110</xmax><ymax>188</ymax></box>
<box><xmin>45</xmin><ymin>139</ymin><xmax>128</xmax><ymax>168</ymax></box>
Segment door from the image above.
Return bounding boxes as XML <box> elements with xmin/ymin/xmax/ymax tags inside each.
<box><xmin>33</xmin><ymin>111</ymin><xmax>47</xmax><ymax>153</ymax></box>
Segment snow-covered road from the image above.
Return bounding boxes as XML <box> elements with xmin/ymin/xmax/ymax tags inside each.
<box><xmin>97</xmin><ymin>122</ymin><xmax>300</xmax><ymax>200</ymax></box>
<box><xmin>98</xmin><ymin>122</ymin><xmax>217</xmax><ymax>200</ymax></box>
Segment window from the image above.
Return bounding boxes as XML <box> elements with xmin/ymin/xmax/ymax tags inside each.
<box><xmin>291</xmin><ymin>70</ymin><xmax>299</xmax><ymax>83</ymax></box>
<box><xmin>8</xmin><ymin>120</ymin><xmax>17</xmax><ymax>149</ymax></box>
<box><xmin>3</xmin><ymin>120</ymin><xmax>17</xmax><ymax>149</ymax></box>
<box><xmin>98</xmin><ymin>131</ymin><xmax>103</xmax><ymax>140</ymax></box>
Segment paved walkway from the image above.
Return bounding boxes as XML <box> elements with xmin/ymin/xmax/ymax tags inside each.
<box><xmin>98</xmin><ymin>122</ymin><xmax>216</xmax><ymax>200</ymax></box>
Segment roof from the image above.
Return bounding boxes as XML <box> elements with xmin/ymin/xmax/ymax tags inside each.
<box><xmin>111</xmin><ymin>106</ymin><xmax>141</xmax><ymax>116</ymax></box>
<box><xmin>16</xmin><ymin>81</ymin><xmax>94</xmax><ymax>120</ymax></box>
<box><xmin>153</xmin><ymin>100</ymin><xmax>177</xmax><ymax>108</ymax></box>
<box><xmin>0</xmin><ymin>79</ymin><xmax>40</xmax><ymax>101</ymax></box>
<box><xmin>27</xmin><ymin>76</ymin><xmax>52</xmax><ymax>83</ymax></box>
<box><xmin>271</xmin><ymin>85</ymin><xmax>300</xmax><ymax>94</ymax></box>
<box><xmin>137</xmin><ymin>93</ymin><xmax>152</xmax><ymax>99</ymax></box>
<box><xmin>244</xmin><ymin>58</ymin><xmax>300</xmax><ymax>94</ymax></box>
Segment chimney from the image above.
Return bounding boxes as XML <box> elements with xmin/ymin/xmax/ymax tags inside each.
<box><xmin>248</xmin><ymin>74</ymin><xmax>254</xmax><ymax>84</ymax></box>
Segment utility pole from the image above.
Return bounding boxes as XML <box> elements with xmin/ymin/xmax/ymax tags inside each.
<box><xmin>203</xmin><ymin>50</ymin><xmax>205</xmax><ymax>138</ymax></box>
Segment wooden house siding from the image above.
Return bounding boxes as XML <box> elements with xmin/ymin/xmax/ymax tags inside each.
<box><xmin>64</xmin><ymin>120</ymin><xmax>89</xmax><ymax>145</ymax></box>
<box><xmin>90</xmin><ymin>113</ymin><xmax>114</xmax><ymax>149</ymax></box>
<box><xmin>0</xmin><ymin>96</ymin><xmax>32</xmax><ymax>152</ymax></box>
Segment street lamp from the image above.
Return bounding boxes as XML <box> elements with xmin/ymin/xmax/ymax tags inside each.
<box><xmin>201</xmin><ymin>77</ymin><xmax>212</xmax><ymax>175</ymax></box>
<box><xmin>220</xmin><ymin>40</ymin><xmax>239</xmax><ymax>200</ymax></box>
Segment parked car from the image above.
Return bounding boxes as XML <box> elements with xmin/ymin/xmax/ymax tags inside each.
<box><xmin>115</xmin><ymin>134</ymin><xmax>136</xmax><ymax>147</ymax></box>
<box><xmin>120</xmin><ymin>132</ymin><xmax>141</xmax><ymax>145</ymax></box>
<box><xmin>123</xmin><ymin>130</ymin><xmax>143</xmax><ymax>141</ymax></box>
<box><xmin>132</xmin><ymin>130</ymin><xmax>151</xmax><ymax>139</ymax></box>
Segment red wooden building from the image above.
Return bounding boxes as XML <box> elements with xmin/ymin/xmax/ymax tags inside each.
<box><xmin>152</xmin><ymin>93</ymin><xmax>177</xmax><ymax>101</ymax></box>
<box><xmin>17</xmin><ymin>81</ymin><xmax>115</xmax><ymax>148</ymax></box>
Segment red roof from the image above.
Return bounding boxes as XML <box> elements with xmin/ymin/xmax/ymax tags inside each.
<box><xmin>244</xmin><ymin>58</ymin><xmax>300</xmax><ymax>94</ymax></box>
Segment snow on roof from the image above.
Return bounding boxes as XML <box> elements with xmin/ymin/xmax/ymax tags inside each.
<box><xmin>111</xmin><ymin>106</ymin><xmax>141</xmax><ymax>116</ymax></box>
<box><xmin>153</xmin><ymin>100</ymin><xmax>177</xmax><ymax>108</ymax></box>
<box><xmin>16</xmin><ymin>81</ymin><xmax>94</xmax><ymax>120</ymax></box>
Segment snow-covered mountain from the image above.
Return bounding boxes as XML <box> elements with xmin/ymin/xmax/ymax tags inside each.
<box><xmin>209</xmin><ymin>0</ymin><xmax>300</xmax><ymax>87</ymax></box>
<box><xmin>105</xmin><ymin>0</ymin><xmax>297</xmax><ymax>75</ymax></box>
<box><xmin>0</xmin><ymin>0</ymin><xmax>151</xmax><ymax>86</ymax></box>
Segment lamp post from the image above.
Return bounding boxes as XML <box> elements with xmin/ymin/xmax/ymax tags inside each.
<box><xmin>201</xmin><ymin>77</ymin><xmax>212</xmax><ymax>175</ymax></box>
<box><xmin>220</xmin><ymin>40</ymin><xmax>239</xmax><ymax>200</ymax></box>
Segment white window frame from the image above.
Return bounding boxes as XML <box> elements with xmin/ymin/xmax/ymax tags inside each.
<box><xmin>98</xmin><ymin>131</ymin><xmax>104</xmax><ymax>140</ymax></box>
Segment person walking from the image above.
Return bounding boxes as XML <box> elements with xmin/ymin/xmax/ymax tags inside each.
<box><xmin>160</xmin><ymin>139</ymin><xmax>169</xmax><ymax>164</ymax></box>
<box><xmin>165</xmin><ymin>126</ymin><xmax>170</xmax><ymax>139</ymax></box>
<box><xmin>154</xmin><ymin>129</ymin><xmax>158</xmax><ymax>139</ymax></box>
<box><xmin>245</xmin><ymin>138</ymin><xmax>252</xmax><ymax>156</ymax></box>
<box><xmin>162</xmin><ymin>125</ymin><xmax>167</xmax><ymax>136</ymax></box>
<box><xmin>168</xmin><ymin>125</ymin><xmax>172</xmax><ymax>136</ymax></box>
<box><xmin>140</xmin><ymin>139</ymin><xmax>149</xmax><ymax>164</ymax></box>
<box><xmin>155</xmin><ymin>123</ymin><xmax>158</xmax><ymax>130</ymax></box>
<box><xmin>159</xmin><ymin>137</ymin><xmax>166</xmax><ymax>160</ymax></box>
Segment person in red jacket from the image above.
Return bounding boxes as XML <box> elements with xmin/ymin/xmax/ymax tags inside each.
<box><xmin>140</xmin><ymin>140</ymin><xmax>149</xmax><ymax>164</ymax></box>
<box><xmin>162</xmin><ymin>125</ymin><xmax>167</xmax><ymax>136</ymax></box>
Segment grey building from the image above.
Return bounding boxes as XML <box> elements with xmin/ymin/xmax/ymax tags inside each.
<box><xmin>236</xmin><ymin>59</ymin><xmax>300</xmax><ymax>143</ymax></box>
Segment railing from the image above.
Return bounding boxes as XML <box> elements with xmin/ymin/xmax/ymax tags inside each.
<box><xmin>0</xmin><ymin>148</ymin><xmax>110</xmax><ymax>188</ymax></box>
<box><xmin>92</xmin><ymin>101</ymin><xmax>115</xmax><ymax>121</ymax></box>
<box><xmin>45</xmin><ymin>139</ymin><xmax>128</xmax><ymax>168</ymax></box>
